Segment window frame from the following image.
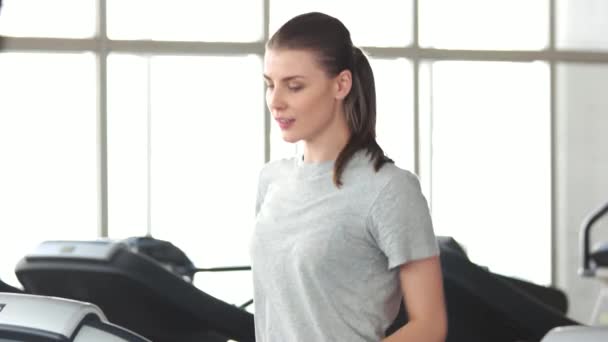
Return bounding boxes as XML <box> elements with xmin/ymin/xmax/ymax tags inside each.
<box><xmin>3</xmin><ymin>0</ymin><xmax>608</xmax><ymax>285</ymax></box>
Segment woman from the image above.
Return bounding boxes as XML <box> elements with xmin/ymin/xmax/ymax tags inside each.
<box><xmin>251</xmin><ymin>12</ymin><xmax>447</xmax><ymax>342</ymax></box>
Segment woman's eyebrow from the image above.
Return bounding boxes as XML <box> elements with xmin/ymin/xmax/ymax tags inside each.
<box><xmin>263</xmin><ymin>74</ymin><xmax>305</xmax><ymax>82</ymax></box>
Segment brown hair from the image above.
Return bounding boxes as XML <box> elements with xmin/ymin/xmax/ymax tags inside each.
<box><xmin>268</xmin><ymin>12</ymin><xmax>393</xmax><ymax>187</ymax></box>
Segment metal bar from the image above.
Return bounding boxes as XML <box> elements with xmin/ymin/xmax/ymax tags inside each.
<box><xmin>0</xmin><ymin>37</ymin><xmax>265</xmax><ymax>55</ymax></box>
<box><xmin>428</xmin><ymin>63</ymin><xmax>435</xmax><ymax>210</ymax></box>
<box><xmin>263</xmin><ymin>0</ymin><xmax>270</xmax><ymax>163</ymax></box>
<box><xmin>549</xmin><ymin>0</ymin><xmax>558</xmax><ymax>286</ymax></box>
<box><xmin>97</xmin><ymin>0</ymin><xmax>109</xmax><ymax>238</ymax></box>
<box><xmin>108</xmin><ymin>40</ymin><xmax>265</xmax><ymax>56</ymax></box>
<box><xmin>364</xmin><ymin>47</ymin><xmax>608</xmax><ymax>63</ymax></box>
<box><xmin>412</xmin><ymin>0</ymin><xmax>420</xmax><ymax>176</ymax></box>
<box><xmin>4</xmin><ymin>37</ymin><xmax>608</xmax><ymax>63</ymax></box>
<box><xmin>0</xmin><ymin>37</ymin><xmax>98</xmax><ymax>51</ymax></box>
<box><xmin>146</xmin><ymin>55</ymin><xmax>153</xmax><ymax>237</ymax></box>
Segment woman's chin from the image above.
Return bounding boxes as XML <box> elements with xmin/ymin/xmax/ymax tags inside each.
<box><xmin>281</xmin><ymin>133</ymin><xmax>300</xmax><ymax>144</ymax></box>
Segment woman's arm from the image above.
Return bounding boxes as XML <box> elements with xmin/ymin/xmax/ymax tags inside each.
<box><xmin>382</xmin><ymin>255</ymin><xmax>447</xmax><ymax>342</ymax></box>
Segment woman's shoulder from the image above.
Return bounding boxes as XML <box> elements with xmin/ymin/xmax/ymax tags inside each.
<box><xmin>258</xmin><ymin>156</ymin><xmax>297</xmax><ymax>181</ymax></box>
<box><xmin>352</xmin><ymin>153</ymin><xmax>419</xmax><ymax>185</ymax></box>
<box><xmin>376</xmin><ymin>162</ymin><xmax>419</xmax><ymax>183</ymax></box>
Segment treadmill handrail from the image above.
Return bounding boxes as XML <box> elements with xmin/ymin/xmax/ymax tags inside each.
<box><xmin>580</xmin><ymin>200</ymin><xmax>608</xmax><ymax>277</ymax></box>
<box><xmin>193</xmin><ymin>266</ymin><xmax>251</xmax><ymax>273</ymax></box>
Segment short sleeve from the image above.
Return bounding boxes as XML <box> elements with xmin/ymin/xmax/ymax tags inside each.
<box><xmin>368</xmin><ymin>170</ymin><xmax>439</xmax><ymax>270</ymax></box>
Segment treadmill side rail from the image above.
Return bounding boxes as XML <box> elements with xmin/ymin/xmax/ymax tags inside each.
<box><xmin>542</xmin><ymin>326</ymin><xmax>608</xmax><ymax>341</ymax></box>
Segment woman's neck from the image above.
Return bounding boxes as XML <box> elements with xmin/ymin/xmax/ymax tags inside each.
<box><xmin>302</xmin><ymin>111</ymin><xmax>351</xmax><ymax>163</ymax></box>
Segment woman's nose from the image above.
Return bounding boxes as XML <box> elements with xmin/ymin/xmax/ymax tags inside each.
<box><xmin>267</xmin><ymin>87</ymin><xmax>286</xmax><ymax>111</ymax></box>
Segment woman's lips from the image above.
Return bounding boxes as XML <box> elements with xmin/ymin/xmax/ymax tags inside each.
<box><xmin>276</xmin><ymin>118</ymin><xmax>295</xmax><ymax>130</ymax></box>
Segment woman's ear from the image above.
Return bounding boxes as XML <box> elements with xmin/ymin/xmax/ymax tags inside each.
<box><xmin>334</xmin><ymin>69</ymin><xmax>353</xmax><ymax>100</ymax></box>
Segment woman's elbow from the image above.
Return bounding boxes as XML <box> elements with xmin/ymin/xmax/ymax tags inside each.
<box><xmin>436</xmin><ymin>324</ymin><xmax>448</xmax><ymax>342</ymax></box>
<box><xmin>421</xmin><ymin>307</ymin><xmax>448</xmax><ymax>341</ymax></box>
<box><xmin>433</xmin><ymin>310</ymin><xmax>448</xmax><ymax>342</ymax></box>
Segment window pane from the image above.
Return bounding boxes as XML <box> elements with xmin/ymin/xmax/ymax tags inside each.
<box><xmin>419</xmin><ymin>0</ymin><xmax>548</xmax><ymax>50</ymax></box>
<box><xmin>107</xmin><ymin>54</ymin><xmax>150</xmax><ymax>239</ymax></box>
<box><xmin>370</xmin><ymin>58</ymin><xmax>414</xmax><ymax>171</ymax></box>
<box><xmin>108</xmin><ymin>55</ymin><xmax>264</xmax><ymax>306</ymax></box>
<box><xmin>556</xmin><ymin>0</ymin><xmax>608</xmax><ymax>50</ymax></box>
<box><xmin>107</xmin><ymin>0</ymin><xmax>263</xmax><ymax>42</ymax></box>
<box><xmin>0</xmin><ymin>53</ymin><xmax>98</xmax><ymax>287</ymax></box>
<box><xmin>269</xmin><ymin>0</ymin><xmax>413</xmax><ymax>47</ymax></box>
<box><xmin>0</xmin><ymin>0</ymin><xmax>96</xmax><ymax>38</ymax></box>
<box><xmin>428</xmin><ymin>61</ymin><xmax>551</xmax><ymax>285</ymax></box>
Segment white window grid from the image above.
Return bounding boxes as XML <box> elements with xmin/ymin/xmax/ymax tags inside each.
<box><xmin>2</xmin><ymin>0</ymin><xmax>608</xmax><ymax>284</ymax></box>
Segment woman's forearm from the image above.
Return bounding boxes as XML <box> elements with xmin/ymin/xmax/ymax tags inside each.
<box><xmin>381</xmin><ymin>319</ymin><xmax>446</xmax><ymax>342</ymax></box>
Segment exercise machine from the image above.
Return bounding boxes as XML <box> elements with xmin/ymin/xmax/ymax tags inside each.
<box><xmin>539</xmin><ymin>200</ymin><xmax>608</xmax><ymax>341</ymax></box>
<box><xmin>387</xmin><ymin>237</ymin><xmax>578</xmax><ymax>342</ymax></box>
<box><xmin>0</xmin><ymin>278</ymin><xmax>22</xmax><ymax>294</ymax></box>
<box><xmin>14</xmin><ymin>238</ymin><xmax>254</xmax><ymax>342</ymax></box>
<box><xmin>541</xmin><ymin>326</ymin><xmax>608</xmax><ymax>342</ymax></box>
<box><xmin>580</xmin><ymin>200</ymin><xmax>608</xmax><ymax>325</ymax></box>
<box><xmin>15</xmin><ymin>234</ymin><xmax>607</xmax><ymax>342</ymax></box>
<box><xmin>0</xmin><ymin>292</ymin><xmax>149</xmax><ymax>341</ymax></box>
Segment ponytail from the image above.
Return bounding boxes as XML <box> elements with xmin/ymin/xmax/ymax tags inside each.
<box><xmin>333</xmin><ymin>47</ymin><xmax>393</xmax><ymax>188</ymax></box>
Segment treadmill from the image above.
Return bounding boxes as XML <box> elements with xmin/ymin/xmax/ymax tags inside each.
<box><xmin>0</xmin><ymin>278</ymin><xmax>22</xmax><ymax>294</ymax></box>
<box><xmin>386</xmin><ymin>237</ymin><xmax>580</xmax><ymax>342</ymax></box>
<box><xmin>537</xmin><ymin>200</ymin><xmax>608</xmax><ymax>341</ymax></box>
<box><xmin>580</xmin><ymin>200</ymin><xmax>608</xmax><ymax>325</ymax></box>
<box><xmin>542</xmin><ymin>326</ymin><xmax>608</xmax><ymax>342</ymax></box>
<box><xmin>0</xmin><ymin>292</ymin><xmax>149</xmax><ymax>341</ymax></box>
<box><xmin>14</xmin><ymin>235</ymin><xmax>591</xmax><ymax>342</ymax></box>
<box><xmin>14</xmin><ymin>239</ymin><xmax>254</xmax><ymax>342</ymax></box>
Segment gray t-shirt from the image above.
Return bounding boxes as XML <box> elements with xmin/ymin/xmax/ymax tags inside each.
<box><xmin>250</xmin><ymin>150</ymin><xmax>438</xmax><ymax>342</ymax></box>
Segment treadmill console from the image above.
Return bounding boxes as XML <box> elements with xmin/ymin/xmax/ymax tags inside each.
<box><xmin>25</xmin><ymin>240</ymin><xmax>124</xmax><ymax>262</ymax></box>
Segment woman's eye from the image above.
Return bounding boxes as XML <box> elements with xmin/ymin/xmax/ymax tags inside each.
<box><xmin>288</xmin><ymin>84</ymin><xmax>302</xmax><ymax>91</ymax></box>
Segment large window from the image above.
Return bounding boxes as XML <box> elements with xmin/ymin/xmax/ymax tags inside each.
<box><xmin>106</xmin><ymin>0</ymin><xmax>263</xmax><ymax>42</ymax></box>
<box><xmin>107</xmin><ymin>54</ymin><xmax>264</xmax><ymax>304</ymax></box>
<box><xmin>0</xmin><ymin>52</ymin><xmax>98</xmax><ymax>287</ymax></box>
<box><xmin>2</xmin><ymin>0</ymin><xmax>607</xmax><ymax>300</ymax></box>
<box><xmin>427</xmin><ymin>61</ymin><xmax>551</xmax><ymax>283</ymax></box>
<box><xmin>419</xmin><ymin>0</ymin><xmax>548</xmax><ymax>50</ymax></box>
<box><xmin>0</xmin><ymin>0</ymin><xmax>96</xmax><ymax>38</ymax></box>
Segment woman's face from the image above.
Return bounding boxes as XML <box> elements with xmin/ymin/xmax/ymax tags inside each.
<box><xmin>263</xmin><ymin>48</ymin><xmax>343</xmax><ymax>144</ymax></box>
